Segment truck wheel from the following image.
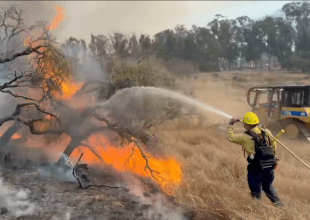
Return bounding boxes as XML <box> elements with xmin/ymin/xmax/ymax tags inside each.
<box><xmin>285</xmin><ymin>123</ymin><xmax>300</xmax><ymax>139</ymax></box>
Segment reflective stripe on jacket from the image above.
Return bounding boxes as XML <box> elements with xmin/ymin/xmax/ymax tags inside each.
<box><xmin>227</xmin><ymin>125</ymin><xmax>276</xmax><ymax>156</ymax></box>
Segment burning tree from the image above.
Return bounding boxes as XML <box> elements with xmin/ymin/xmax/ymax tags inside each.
<box><xmin>0</xmin><ymin>5</ymin><xmax>182</xmax><ymax>194</ymax></box>
<box><xmin>0</xmin><ymin>5</ymin><xmax>62</xmax><ymax>142</ymax></box>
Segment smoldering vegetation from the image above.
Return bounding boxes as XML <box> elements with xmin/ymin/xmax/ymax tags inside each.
<box><xmin>0</xmin><ymin>173</ymin><xmax>36</xmax><ymax>218</ymax></box>
<box><xmin>0</xmin><ymin>4</ymin><xmax>193</xmax><ymax>220</ymax></box>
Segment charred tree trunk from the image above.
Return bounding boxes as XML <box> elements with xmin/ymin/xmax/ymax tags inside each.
<box><xmin>0</xmin><ymin>122</ymin><xmax>23</xmax><ymax>148</ymax></box>
<box><xmin>55</xmin><ymin>137</ymin><xmax>84</xmax><ymax>165</ymax></box>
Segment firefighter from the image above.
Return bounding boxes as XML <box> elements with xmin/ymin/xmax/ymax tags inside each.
<box><xmin>227</xmin><ymin>112</ymin><xmax>283</xmax><ymax>207</ymax></box>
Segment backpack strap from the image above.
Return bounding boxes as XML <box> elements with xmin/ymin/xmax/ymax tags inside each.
<box><xmin>244</xmin><ymin>131</ymin><xmax>253</xmax><ymax>158</ymax></box>
<box><xmin>247</xmin><ymin>130</ymin><xmax>267</xmax><ymax>145</ymax></box>
<box><xmin>244</xmin><ymin>130</ymin><xmax>252</xmax><ymax>137</ymax></box>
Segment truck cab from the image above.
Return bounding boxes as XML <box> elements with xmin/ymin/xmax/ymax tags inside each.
<box><xmin>247</xmin><ymin>85</ymin><xmax>310</xmax><ymax>140</ymax></box>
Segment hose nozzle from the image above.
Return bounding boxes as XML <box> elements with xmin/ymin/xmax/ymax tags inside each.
<box><xmin>275</xmin><ymin>129</ymin><xmax>285</xmax><ymax>139</ymax></box>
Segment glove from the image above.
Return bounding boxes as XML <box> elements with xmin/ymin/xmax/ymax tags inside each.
<box><xmin>247</xmin><ymin>154</ymin><xmax>254</xmax><ymax>163</ymax></box>
<box><xmin>229</xmin><ymin>117</ymin><xmax>240</xmax><ymax>125</ymax></box>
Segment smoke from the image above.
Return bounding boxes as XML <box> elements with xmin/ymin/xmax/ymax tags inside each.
<box><xmin>0</xmin><ymin>2</ymin><xmax>60</xmax><ymax>27</ymax></box>
<box><xmin>0</xmin><ymin>94</ymin><xmax>18</xmax><ymax>119</ymax></box>
<box><xmin>124</xmin><ymin>174</ymin><xmax>187</xmax><ymax>220</ymax></box>
<box><xmin>58</xmin><ymin>2</ymin><xmax>192</xmax><ymax>44</ymax></box>
<box><xmin>0</xmin><ymin>172</ymin><xmax>36</xmax><ymax>217</ymax></box>
<box><xmin>62</xmin><ymin>43</ymin><xmax>107</xmax><ymax>83</ymax></box>
<box><xmin>144</xmin><ymin>194</ymin><xmax>187</xmax><ymax>220</ymax></box>
<box><xmin>38</xmin><ymin>154</ymin><xmax>76</xmax><ymax>182</ymax></box>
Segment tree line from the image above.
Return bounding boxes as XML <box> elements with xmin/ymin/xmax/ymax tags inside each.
<box><xmin>62</xmin><ymin>1</ymin><xmax>310</xmax><ymax>73</ymax></box>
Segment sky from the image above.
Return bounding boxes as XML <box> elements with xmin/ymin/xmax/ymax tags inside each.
<box><xmin>0</xmin><ymin>1</ymin><xmax>296</xmax><ymax>44</ymax></box>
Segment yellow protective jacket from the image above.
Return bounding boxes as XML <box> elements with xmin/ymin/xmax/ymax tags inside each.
<box><xmin>227</xmin><ymin>125</ymin><xmax>277</xmax><ymax>156</ymax></box>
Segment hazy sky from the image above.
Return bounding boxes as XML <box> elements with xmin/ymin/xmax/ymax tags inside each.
<box><xmin>1</xmin><ymin>1</ymin><xmax>295</xmax><ymax>44</ymax></box>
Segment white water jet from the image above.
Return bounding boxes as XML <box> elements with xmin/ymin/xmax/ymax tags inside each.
<box><xmin>97</xmin><ymin>86</ymin><xmax>233</xmax><ymax>119</ymax></box>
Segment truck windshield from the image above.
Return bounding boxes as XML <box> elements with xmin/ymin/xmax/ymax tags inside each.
<box><xmin>282</xmin><ymin>88</ymin><xmax>309</xmax><ymax>107</ymax></box>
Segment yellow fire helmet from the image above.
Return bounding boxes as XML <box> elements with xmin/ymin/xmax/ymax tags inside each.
<box><xmin>242</xmin><ymin>112</ymin><xmax>260</xmax><ymax>125</ymax></box>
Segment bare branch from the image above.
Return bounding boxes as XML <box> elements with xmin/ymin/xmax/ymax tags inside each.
<box><xmin>0</xmin><ymin>115</ymin><xmax>15</xmax><ymax>126</ymax></box>
<box><xmin>16</xmin><ymin>102</ymin><xmax>60</xmax><ymax>122</ymax></box>
<box><xmin>132</xmin><ymin>139</ymin><xmax>164</xmax><ymax>184</ymax></box>
<box><xmin>1</xmin><ymin>90</ymin><xmax>38</xmax><ymax>101</ymax></box>
<box><xmin>17</xmin><ymin>118</ymin><xmax>63</xmax><ymax>135</ymax></box>
<box><xmin>0</xmin><ymin>102</ymin><xmax>62</xmax><ymax>137</ymax></box>
<box><xmin>0</xmin><ymin>45</ymin><xmax>46</xmax><ymax>63</ymax></box>
<box><xmin>124</xmin><ymin>146</ymin><xmax>136</xmax><ymax>169</ymax></box>
<box><xmin>0</xmin><ymin>70</ymin><xmax>23</xmax><ymax>90</ymax></box>
<box><xmin>79</xmin><ymin>142</ymin><xmax>106</xmax><ymax>165</ymax></box>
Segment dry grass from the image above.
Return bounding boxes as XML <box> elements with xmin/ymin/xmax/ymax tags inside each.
<box><xmin>153</xmin><ymin>70</ymin><xmax>310</xmax><ymax>220</ymax></box>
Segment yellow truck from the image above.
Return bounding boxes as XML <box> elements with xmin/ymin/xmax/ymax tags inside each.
<box><xmin>247</xmin><ymin>85</ymin><xmax>310</xmax><ymax>140</ymax></box>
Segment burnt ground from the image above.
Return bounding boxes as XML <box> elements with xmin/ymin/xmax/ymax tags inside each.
<box><xmin>0</xmin><ymin>159</ymin><xmax>200</xmax><ymax>220</ymax></box>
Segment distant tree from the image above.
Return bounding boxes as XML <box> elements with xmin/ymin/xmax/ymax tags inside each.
<box><xmin>232</xmin><ymin>16</ymin><xmax>253</xmax><ymax>68</ymax></box>
<box><xmin>153</xmin><ymin>29</ymin><xmax>177</xmax><ymax>61</ymax></box>
<box><xmin>208</xmin><ymin>15</ymin><xmax>238</xmax><ymax>69</ymax></box>
<box><xmin>192</xmin><ymin>26</ymin><xmax>221</xmax><ymax>70</ymax></box>
<box><xmin>275</xmin><ymin>17</ymin><xmax>294</xmax><ymax>68</ymax></box>
<box><xmin>241</xmin><ymin>19</ymin><xmax>266</xmax><ymax>69</ymax></box>
<box><xmin>282</xmin><ymin>1</ymin><xmax>310</xmax><ymax>58</ymax></box>
<box><xmin>174</xmin><ymin>24</ymin><xmax>188</xmax><ymax>38</ymax></box>
<box><xmin>109</xmin><ymin>33</ymin><xmax>131</xmax><ymax>58</ymax></box>
<box><xmin>259</xmin><ymin>17</ymin><xmax>279</xmax><ymax>71</ymax></box>
<box><xmin>129</xmin><ymin>34</ymin><xmax>139</xmax><ymax>57</ymax></box>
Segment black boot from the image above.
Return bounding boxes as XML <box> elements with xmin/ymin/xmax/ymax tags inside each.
<box><xmin>273</xmin><ymin>201</ymin><xmax>283</xmax><ymax>207</ymax></box>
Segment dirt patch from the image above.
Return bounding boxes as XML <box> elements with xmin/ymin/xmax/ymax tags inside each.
<box><xmin>0</xmin><ymin>162</ymin><xmax>200</xmax><ymax>220</ymax></box>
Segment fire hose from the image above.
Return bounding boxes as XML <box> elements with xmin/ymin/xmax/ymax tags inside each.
<box><xmin>259</xmin><ymin>127</ymin><xmax>310</xmax><ymax>171</ymax></box>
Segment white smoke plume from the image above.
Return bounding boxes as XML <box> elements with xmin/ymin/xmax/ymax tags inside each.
<box><xmin>124</xmin><ymin>174</ymin><xmax>187</xmax><ymax>220</ymax></box>
<box><xmin>62</xmin><ymin>41</ymin><xmax>108</xmax><ymax>83</ymax></box>
<box><xmin>144</xmin><ymin>193</ymin><xmax>187</xmax><ymax>220</ymax></box>
<box><xmin>38</xmin><ymin>154</ymin><xmax>76</xmax><ymax>182</ymax></box>
<box><xmin>0</xmin><ymin>173</ymin><xmax>36</xmax><ymax>217</ymax></box>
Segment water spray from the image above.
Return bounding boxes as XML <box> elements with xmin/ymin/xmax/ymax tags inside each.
<box><xmin>99</xmin><ymin>86</ymin><xmax>310</xmax><ymax>171</ymax></box>
<box><xmin>98</xmin><ymin>86</ymin><xmax>233</xmax><ymax>119</ymax></box>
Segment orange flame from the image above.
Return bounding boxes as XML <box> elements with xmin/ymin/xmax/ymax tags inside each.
<box><xmin>12</xmin><ymin>133</ymin><xmax>21</xmax><ymax>140</ymax></box>
<box><xmin>15</xmin><ymin>4</ymin><xmax>182</xmax><ymax>194</ymax></box>
<box><xmin>71</xmin><ymin>135</ymin><xmax>182</xmax><ymax>194</ymax></box>
<box><xmin>23</xmin><ymin>36</ymin><xmax>32</xmax><ymax>47</ymax></box>
<box><xmin>48</xmin><ymin>6</ymin><xmax>64</xmax><ymax>30</ymax></box>
<box><xmin>56</xmin><ymin>81</ymin><xmax>83</xmax><ymax>100</ymax></box>
<box><xmin>23</xmin><ymin>6</ymin><xmax>64</xmax><ymax>46</ymax></box>
<box><xmin>22</xmin><ymin>5</ymin><xmax>78</xmax><ymax>101</ymax></box>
